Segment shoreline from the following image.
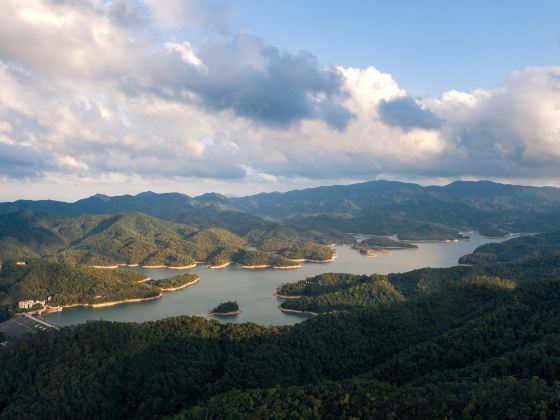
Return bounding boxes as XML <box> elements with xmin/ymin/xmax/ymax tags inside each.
<box><xmin>208</xmin><ymin>310</ymin><xmax>242</xmax><ymax>316</ymax></box>
<box><xmin>286</xmin><ymin>255</ymin><xmax>337</xmax><ymax>263</ymax></box>
<box><xmin>272</xmin><ymin>265</ymin><xmax>302</xmax><ymax>270</ymax></box>
<box><xmin>90</xmin><ymin>265</ymin><xmax>119</xmax><ymax>269</ymax></box>
<box><xmin>240</xmin><ymin>264</ymin><xmax>271</xmax><ymax>269</ymax></box>
<box><xmin>278</xmin><ymin>306</ymin><xmax>318</xmax><ymax>316</ymax></box>
<box><xmin>49</xmin><ymin>293</ymin><xmax>163</xmax><ymax>311</ymax></box>
<box><xmin>142</xmin><ymin>263</ymin><xmax>197</xmax><ymax>269</ymax></box>
<box><xmin>273</xmin><ymin>293</ymin><xmax>303</xmax><ymax>299</ymax></box>
<box><xmin>208</xmin><ymin>261</ymin><xmax>231</xmax><ymax>269</ymax></box>
<box><xmin>158</xmin><ymin>276</ymin><xmax>200</xmax><ymax>292</ymax></box>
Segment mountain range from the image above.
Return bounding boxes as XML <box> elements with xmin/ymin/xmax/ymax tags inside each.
<box><xmin>3</xmin><ymin>180</ymin><xmax>560</xmax><ymax>239</ymax></box>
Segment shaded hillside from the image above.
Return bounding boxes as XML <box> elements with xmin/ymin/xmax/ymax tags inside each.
<box><xmin>277</xmin><ymin>229</ymin><xmax>560</xmax><ymax>312</ymax></box>
<box><xmin>3</xmin><ymin>180</ymin><xmax>560</xmax><ymax>240</ymax></box>
<box><xmin>3</xmin><ymin>274</ymin><xmax>560</xmax><ymax>418</ymax></box>
<box><xmin>0</xmin><ymin>260</ymin><xmax>151</xmax><ymax>307</ymax></box>
<box><xmin>279</xmin><ymin>273</ymin><xmax>405</xmax><ymax>313</ymax></box>
<box><xmin>459</xmin><ymin>230</ymin><xmax>560</xmax><ymax>264</ymax></box>
<box><xmin>0</xmin><ymin>211</ymin><xmax>342</xmax><ymax>268</ymax></box>
<box><xmin>233</xmin><ymin>180</ymin><xmax>560</xmax><ymax>238</ymax></box>
<box><xmin>0</xmin><ymin>212</ymin><xmax>246</xmax><ymax>267</ymax></box>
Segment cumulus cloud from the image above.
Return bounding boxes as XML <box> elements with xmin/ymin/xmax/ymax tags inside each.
<box><xmin>0</xmin><ymin>0</ymin><xmax>559</xmax><ymax>199</ymax></box>
<box><xmin>0</xmin><ymin>142</ymin><xmax>48</xmax><ymax>178</ymax></box>
<box><xmin>378</xmin><ymin>96</ymin><xmax>442</xmax><ymax>130</ymax></box>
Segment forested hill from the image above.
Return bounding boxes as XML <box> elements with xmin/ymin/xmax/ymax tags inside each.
<box><xmin>276</xmin><ymin>229</ymin><xmax>560</xmax><ymax>313</ymax></box>
<box><xmin>0</xmin><ymin>211</ymin><xmax>246</xmax><ymax>266</ymax></box>
<box><xmin>3</xmin><ymin>180</ymin><xmax>560</xmax><ymax>240</ymax></box>
<box><xmin>0</xmin><ymin>211</ymin><xmax>342</xmax><ymax>268</ymax></box>
<box><xmin>2</xmin><ymin>223</ymin><xmax>560</xmax><ymax>417</ymax></box>
<box><xmin>459</xmin><ymin>230</ymin><xmax>560</xmax><ymax>264</ymax></box>
<box><xmin>2</xmin><ymin>275</ymin><xmax>560</xmax><ymax>418</ymax></box>
<box><xmin>233</xmin><ymin>180</ymin><xmax>560</xmax><ymax>238</ymax></box>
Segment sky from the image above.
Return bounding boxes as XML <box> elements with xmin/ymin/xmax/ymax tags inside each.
<box><xmin>0</xmin><ymin>0</ymin><xmax>559</xmax><ymax>201</ymax></box>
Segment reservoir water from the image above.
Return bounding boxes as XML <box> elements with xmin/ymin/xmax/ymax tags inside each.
<box><xmin>46</xmin><ymin>233</ymin><xmax>509</xmax><ymax>327</ymax></box>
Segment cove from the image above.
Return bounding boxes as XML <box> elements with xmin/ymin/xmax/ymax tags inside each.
<box><xmin>46</xmin><ymin>233</ymin><xmax>509</xmax><ymax>327</ymax></box>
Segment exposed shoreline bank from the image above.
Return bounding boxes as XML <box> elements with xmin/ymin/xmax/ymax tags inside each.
<box><xmin>48</xmin><ymin>293</ymin><xmax>164</xmax><ymax>311</ymax></box>
<box><xmin>90</xmin><ymin>263</ymin><xmax>197</xmax><ymax>270</ymax></box>
<box><xmin>158</xmin><ymin>276</ymin><xmax>200</xmax><ymax>292</ymax></box>
<box><xmin>278</xmin><ymin>306</ymin><xmax>318</xmax><ymax>316</ymax></box>
<box><xmin>208</xmin><ymin>262</ymin><xmax>231</xmax><ymax>269</ymax></box>
<box><xmin>208</xmin><ymin>310</ymin><xmax>242</xmax><ymax>316</ymax></box>
<box><xmin>273</xmin><ymin>293</ymin><xmax>303</xmax><ymax>299</ymax></box>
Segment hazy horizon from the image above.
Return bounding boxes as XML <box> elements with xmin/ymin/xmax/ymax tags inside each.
<box><xmin>3</xmin><ymin>177</ymin><xmax>560</xmax><ymax>203</ymax></box>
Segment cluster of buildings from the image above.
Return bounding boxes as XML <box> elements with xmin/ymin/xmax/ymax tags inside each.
<box><xmin>17</xmin><ymin>299</ymin><xmax>46</xmax><ymax>310</ymax></box>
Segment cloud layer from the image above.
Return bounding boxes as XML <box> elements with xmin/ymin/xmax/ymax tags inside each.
<box><xmin>0</xmin><ymin>0</ymin><xmax>559</xmax><ymax>199</ymax></box>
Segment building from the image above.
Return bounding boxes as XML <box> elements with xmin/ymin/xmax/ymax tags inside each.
<box><xmin>18</xmin><ymin>300</ymin><xmax>45</xmax><ymax>310</ymax></box>
<box><xmin>15</xmin><ymin>261</ymin><xmax>26</xmax><ymax>266</ymax></box>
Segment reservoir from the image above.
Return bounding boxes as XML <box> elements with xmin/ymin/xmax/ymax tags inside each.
<box><xmin>46</xmin><ymin>232</ymin><xmax>508</xmax><ymax>327</ymax></box>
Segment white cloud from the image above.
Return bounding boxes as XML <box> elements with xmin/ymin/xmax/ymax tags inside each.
<box><xmin>0</xmin><ymin>0</ymin><xmax>559</xmax><ymax>200</ymax></box>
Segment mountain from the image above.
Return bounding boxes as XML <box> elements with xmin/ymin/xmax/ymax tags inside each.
<box><xmin>233</xmin><ymin>180</ymin><xmax>560</xmax><ymax>237</ymax></box>
<box><xmin>2</xmin><ymin>180</ymin><xmax>560</xmax><ymax>240</ymax></box>
<box><xmin>0</xmin><ymin>211</ymin><xmax>246</xmax><ymax>266</ymax></box>
<box><xmin>0</xmin><ymin>210</ymin><xmax>341</xmax><ymax>269</ymax></box>
<box><xmin>0</xmin><ymin>192</ymin><xmax>197</xmax><ymax>218</ymax></box>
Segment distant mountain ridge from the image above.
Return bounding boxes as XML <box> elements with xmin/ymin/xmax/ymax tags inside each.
<box><xmin>2</xmin><ymin>180</ymin><xmax>560</xmax><ymax>238</ymax></box>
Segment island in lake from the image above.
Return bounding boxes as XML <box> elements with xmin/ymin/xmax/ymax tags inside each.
<box><xmin>208</xmin><ymin>301</ymin><xmax>241</xmax><ymax>316</ymax></box>
<box><xmin>149</xmin><ymin>273</ymin><xmax>200</xmax><ymax>291</ymax></box>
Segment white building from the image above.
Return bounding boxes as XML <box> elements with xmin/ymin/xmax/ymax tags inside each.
<box><xmin>18</xmin><ymin>300</ymin><xmax>45</xmax><ymax>310</ymax></box>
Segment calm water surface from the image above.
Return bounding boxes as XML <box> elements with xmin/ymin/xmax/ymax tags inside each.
<box><xmin>46</xmin><ymin>233</ymin><xmax>509</xmax><ymax>327</ymax></box>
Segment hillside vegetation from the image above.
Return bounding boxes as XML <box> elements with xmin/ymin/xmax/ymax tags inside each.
<box><xmin>459</xmin><ymin>230</ymin><xmax>560</xmax><ymax>264</ymax></box>
<box><xmin>0</xmin><ymin>261</ymin><xmax>153</xmax><ymax>306</ymax></box>
<box><xmin>233</xmin><ymin>180</ymin><xmax>560</xmax><ymax>238</ymax></box>
<box><xmin>2</xmin><ymin>273</ymin><xmax>560</xmax><ymax>418</ymax></box>
<box><xmin>277</xmin><ymin>230</ymin><xmax>560</xmax><ymax>313</ymax></box>
<box><xmin>0</xmin><ymin>211</ymin><xmax>341</xmax><ymax>267</ymax></box>
<box><xmin>3</xmin><ymin>180</ymin><xmax>560</xmax><ymax>240</ymax></box>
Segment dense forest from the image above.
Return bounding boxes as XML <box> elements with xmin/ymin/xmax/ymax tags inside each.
<box><xmin>280</xmin><ymin>275</ymin><xmax>404</xmax><ymax>313</ymax></box>
<box><xmin>0</xmin><ymin>211</ymin><xmax>341</xmax><ymax>268</ymax></box>
<box><xmin>209</xmin><ymin>301</ymin><xmax>239</xmax><ymax>314</ymax></box>
<box><xmin>2</xmin><ymin>273</ymin><xmax>560</xmax><ymax>418</ymax></box>
<box><xmin>352</xmin><ymin>235</ymin><xmax>417</xmax><ymax>255</ymax></box>
<box><xmin>459</xmin><ymin>230</ymin><xmax>560</xmax><ymax>264</ymax></box>
<box><xmin>0</xmin><ymin>260</ymin><xmax>153</xmax><ymax>307</ymax></box>
<box><xmin>150</xmin><ymin>274</ymin><xmax>199</xmax><ymax>290</ymax></box>
<box><xmin>232</xmin><ymin>180</ymin><xmax>560</xmax><ymax>238</ymax></box>
<box><xmin>231</xmin><ymin>250</ymin><xmax>299</xmax><ymax>267</ymax></box>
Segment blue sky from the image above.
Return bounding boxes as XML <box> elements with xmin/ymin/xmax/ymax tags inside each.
<box><xmin>232</xmin><ymin>0</ymin><xmax>560</xmax><ymax>95</ymax></box>
<box><xmin>0</xmin><ymin>0</ymin><xmax>559</xmax><ymax>200</ymax></box>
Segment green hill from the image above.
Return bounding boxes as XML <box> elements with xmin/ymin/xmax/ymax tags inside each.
<box><xmin>2</xmin><ymin>272</ymin><xmax>560</xmax><ymax>418</ymax></box>
<box><xmin>0</xmin><ymin>212</ymin><xmax>248</xmax><ymax>267</ymax></box>
<box><xmin>0</xmin><ymin>260</ymin><xmax>152</xmax><ymax>307</ymax></box>
<box><xmin>233</xmin><ymin>180</ymin><xmax>560</xmax><ymax>238</ymax></box>
<box><xmin>0</xmin><ymin>211</ymin><xmax>343</xmax><ymax>267</ymax></box>
<box><xmin>459</xmin><ymin>230</ymin><xmax>560</xmax><ymax>264</ymax></box>
<box><xmin>4</xmin><ymin>180</ymin><xmax>560</xmax><ymax>240</ymax></box>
